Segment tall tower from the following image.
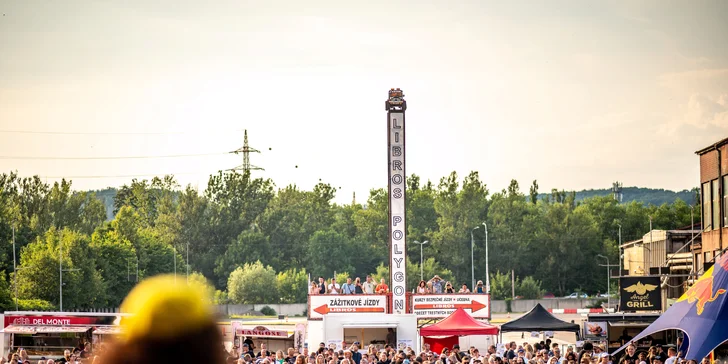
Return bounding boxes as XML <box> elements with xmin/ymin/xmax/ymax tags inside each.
<box><xmin>612</xmin><ymin>181</ymin><xmax>623</xmax><ymax>202</ymax></box>
<box><xmin>386</xmin><ymin>88</ymin><xmax>407</xmax><ymax>314</ymax></box>
<box><xmin>230</xmin><ymin>130</ymin><xmax>264</xmax><ymax>173</ymax></box>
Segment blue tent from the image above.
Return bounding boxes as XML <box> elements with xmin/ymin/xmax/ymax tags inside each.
<box><xmin>613</xmin><ymin>254</ymin><xmax>728</xmax><ymax>360</ymax></box>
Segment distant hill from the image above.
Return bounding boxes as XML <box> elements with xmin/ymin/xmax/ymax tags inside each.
<box><xmin>538</xmin><ymin>187</ymin><xmax>697</xmax><ymax>206</ymax></box>
<box><xmin>90</xmin><ymin>186</ymin><xmax>697</xmax><ymax>221</ymax></box>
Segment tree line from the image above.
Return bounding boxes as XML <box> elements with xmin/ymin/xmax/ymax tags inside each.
<box><xmin>0</xmin><ymin>170</ymin><xmax>698</xmax><ymax>309</ymax></box>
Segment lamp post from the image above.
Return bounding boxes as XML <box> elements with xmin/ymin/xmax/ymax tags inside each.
<box><xmin>12</xmin><ymin>223</ymin><xmax>16</xmax><ymax>310</ymax></box>
<box><xmin>59</xmin><ymin>243</ymin><xmax>80</xmax><ymax>311</ymax></box>
<box><xmin>471</xmin><ymin>227</ymin><xmax>479</xmax><ymax>290</ymax></box>
<box><xmin>413</xmin><ymin>240</ymin><xmax>429</xmax><ymax>282</ymax></box>
<box><xmin>483</xmin><ymin>222</ymin><xmax>489</xmax><ymax>293</ymax></box>
<box><xmin>649</xmin><ymin>216</ymin><xmax>653</xmax><ymax>270</ymax></box>
<box><xmin>617</xmin><ymin>223</ymin><xmax>622</xmax><ymax>275</ymax></box>
<box><xmin>597</xmin><ymin>254</ymin><xmax>610</xmax><ymax>307</ymax></box>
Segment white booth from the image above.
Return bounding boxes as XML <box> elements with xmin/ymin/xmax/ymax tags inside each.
<box><xmin>308</xmin><ymin>313</ymin><xmax>419</xmax><ymax>352</ymax></box>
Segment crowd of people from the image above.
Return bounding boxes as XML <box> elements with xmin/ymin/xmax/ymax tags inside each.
<box><xmin>2</xmin><ymin>346</ymin><xmax>95</xmax><ymax>364</ymax></box>
<box><xmin>309</xmin><ymin>275</ymin><xmax>488</xmax><ymax>295</ymax></box>
<box><xmin>222</xmin><ymin>340</ymin><xmax>720</xmax><ymax>364</ymax></box>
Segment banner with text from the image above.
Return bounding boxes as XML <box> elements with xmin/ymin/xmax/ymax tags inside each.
<box><xmin>388</xmin><ymin>111</ymin><xmax>407</xmax><ymax>314</ymax></box>
<box><xmin>411</xmin><ymin>294</ymin><xmax>491</xmax><ymax>319</ymax></box>
<box><xmin>308</xmin><ymin>294</ymin><xmax>389</xmax><ymax>320</ymax></box>
<box><xmin>619</xmin><ymin>276</ymin><xmax>662</xmax><ymax>312</ymax></box>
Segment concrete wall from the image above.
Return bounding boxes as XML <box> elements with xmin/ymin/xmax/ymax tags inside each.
<box><xmin>216</xmin><ymin>303</ymin><xmax>307</xmax><ymax>317</ymax></box>
<box><xmin>490</xmin><ymin>299</ymin><xmax>603</xmax><ymax>313</ymax></box>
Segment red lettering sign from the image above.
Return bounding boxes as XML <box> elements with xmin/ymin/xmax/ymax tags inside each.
<box><xmin>4</xmin><ymin>315</ymin><xmax>116</xmax><ymax>327</ymax></box>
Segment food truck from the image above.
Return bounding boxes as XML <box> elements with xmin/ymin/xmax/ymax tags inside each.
<box><xmin>230</xmin><ymin>323</ymin><xmax>298</xmax><ymax>353</ymax></box>
<box><xmin>584</xmin><ymin>313</ymin><xmax>677</xmax><ymax>354</ymax></box>
<box><xmin>2</xmin><ymin>311</ymin><xmax>125</xmax><ymax>358</ymax></box>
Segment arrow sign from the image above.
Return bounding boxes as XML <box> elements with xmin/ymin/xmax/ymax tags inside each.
<box><xmin>413</xmin><ymin>300</ymin><xmax>486</xmax><ymax>313</ymax></box>
<box><xmin>314</xmin><ymin>305</ymin><xmax>386</xmax><ymax>315</ymax></box>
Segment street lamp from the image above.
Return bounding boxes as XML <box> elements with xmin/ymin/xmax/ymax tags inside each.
<box><xmin>471</xmin><ymin>227</ymin><xmax>478</xmax><ymax>290</ymax></box>
<box><xmin>472</xmin><ymin>223</ymin><xmax>489</xmax><ymax>293</ymax></box>
<box><xmin>413</xmin><ymin>240</ymin><xmax>429</xmax><ymax>282</ymax></box>
<box><xmin>483</xmin><ymin>222</ymin><xmax>489</xmax><ymax>293</ymax></box>
<box><xmin>597</xmin><ymin>254</ymin><xmax>610</xmax><ymax>307</ymax></box>
<box><xmin>60</xmin><ymin>244</ymin><xmax>80</xmax><ymax>311</ymax></box>
<box><xmin>617</xmin><ymin>223</ymin><xmax>622</xmax><ymax>275</ymax></box>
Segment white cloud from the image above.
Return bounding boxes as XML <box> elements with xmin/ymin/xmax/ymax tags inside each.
<box><xmin>657</xmin><ymin>68</ymin><xmax>728</xmax><ymax>136</ymax></box>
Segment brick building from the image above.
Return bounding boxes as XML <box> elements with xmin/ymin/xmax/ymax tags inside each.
<box><xmin>695</xmin><ymin>137</ymin><xmax>728</xmax><ymax>270</ymax></box>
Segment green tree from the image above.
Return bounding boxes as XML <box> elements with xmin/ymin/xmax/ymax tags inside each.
<box><xmin>214</xmin><ymin>230</ymin><xmax>270</xmax><ymax>287</ymax></box>
<box><xmin>0</xmin><ymin>271</ymin><xmax>12</xmax><ymax>310</ymax></box>
<box><xmin>15</xmin><ymin>228</ymin><xmax>105</xmax><ymax>309</ymax></box>
<box><xmin>187</xmin><ymin>271</ymin><xmax>216</xmax><ymax>303</ymax></box>
<box><xmin>90</xmin><ymin>227</ymin><xmax>137</xmax><ymax>306</ymax></box>
<box><xmin>517</xmin><ymin>276</ymin><xmax>544</xmax><ymax>299</ymax></box>
<box><xmin>307</xmin><ymin>230</ymin><xmax>356</xmax><ymax>278</ymax></box>
<box><xmin>529</xmin><ymin>180</ymin><xmax>539</xmax><ymax>204</ymax></box>
<box><xmin>351</xmin><ymin>188</ymin><xmax>389</xmax><ymax>275</ymax></box>
<box><xmin>431</xmin><ymin>171</ymin><xmax>489</xmax><ymax>284</ymax></box>
<box><xmin>276</xmin><ymin>268</ymin><xmax>308</xmax><ymax>304</ymax></box>
<box><xmin>489</xmin><ymin>271</ymin><xmax>514</xmax><ymax>300</ymax></box>
<box><xmin>227</xmin><ymin>261</ymin><xmax>278</xmax><ymax>304</ymax></box>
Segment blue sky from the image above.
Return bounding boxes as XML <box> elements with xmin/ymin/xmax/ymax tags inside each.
<box><xmin>1</xmin><ymin>0</ymin><xmax>726</xmax><ymax>203</ymax></box>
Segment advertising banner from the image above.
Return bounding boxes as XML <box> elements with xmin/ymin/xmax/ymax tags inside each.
<box><xmin>308</xmin><ymin>294</ymin><xmax>388</xmax><ymax>320</ymax></box>
<box><xmin>583</xmin><ymin>322</ymin><xmax>607</xmax><ymax>337</ymax></box>
<box><xmin>411</xmin><ymin>294</ymin><xmax>491</xmax><ymax>319</ymax></box>
<box><xmin>236</xmin><ymin>326</ymin><xmax>288</xmax><ymax>338</ymax></box>
<box><xmin>388</xmin><ymin>111</ymin><xmax>407</xmax><ymax>314</ymax></box>
<box><xmin>294</xmin><ymin>323</ymin><xmax>306</xmax><ymax>351</ymax></box>
<box><xmin>4</xmin><ymin>315</ymin><xmax>117</xmax><ymax>327</ymax></box>
<box><xmin>619</xmin><ymin>276</ymin><xmax>662</xmax><ymax>311</ymax></box>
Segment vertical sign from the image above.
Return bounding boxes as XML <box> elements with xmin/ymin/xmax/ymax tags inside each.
<box><xmin>389</xmin><ymin>110</ymin><xmax>406</xmax><ymax>314</ymax></box>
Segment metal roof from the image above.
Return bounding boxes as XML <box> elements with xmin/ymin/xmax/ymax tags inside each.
<box><xmin>695</xmin><ymin>137</ymin><xmax>728</xmax><ymax>155</ymax></box>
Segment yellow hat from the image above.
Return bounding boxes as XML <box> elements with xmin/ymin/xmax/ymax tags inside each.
<box><xmin>119</xmin><ymin>274</ymin><xmax>214</xmax><ymax>341</ymax></box>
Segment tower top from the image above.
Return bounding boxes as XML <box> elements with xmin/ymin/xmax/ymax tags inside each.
<box><xmin>385</xmin><ymin>88</ymin><xmax>407</xmax><ymax>111</ymax></box>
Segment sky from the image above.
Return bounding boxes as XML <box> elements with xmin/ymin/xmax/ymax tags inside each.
<box><xmin>1</xmin><ymin>0</ymin><xmax>727</xmax><ymax>204</ymax></box>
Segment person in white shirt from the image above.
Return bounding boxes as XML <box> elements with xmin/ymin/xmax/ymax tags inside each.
<box><xmin>362</xmin><ymin>275</ymin><xmax>375</xmax><ymax>294</ymax></box>
<box><xmin>459</xmin><ymin>284</ymin><xmax>470</xmax><ymax>293</ymax></box>
<box><xmin>469</xmin><ymin>349</ymin><xmax>484</xmax><ymax>364</ymax></box>
<box><xmin>664</xmin><ymin>348</ymin><xmax>678</xmax><ymax>364</ymax></box>
<box><xmin>328</xmin><ymin>278</ymin><xmax>341</xmax><ymax>294</ymax></box>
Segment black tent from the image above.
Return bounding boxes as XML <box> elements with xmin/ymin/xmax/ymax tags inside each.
<box><xmin>500</xmin><ymin>303</ymin><xmax>580</xmax><ymax>333</ymax></box>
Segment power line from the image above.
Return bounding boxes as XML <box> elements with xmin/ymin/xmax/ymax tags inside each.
<box><xmin>0</xmin><ymin>129</ymin><xmax>246</xmax><ymax>136</ymax></box>
<box><xmin>39</xmin><ymin>172</ymin><xmax>209</xmax><ymax>179</ymax></box>
<box><xmin>0</xmin><ymin>151</ymin><xmax>232</xmax><ymax>160</ymax></box>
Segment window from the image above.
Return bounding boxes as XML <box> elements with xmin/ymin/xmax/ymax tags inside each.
<box><xmin>713</xmin><ymin>179</ymin><xmax>720</xmax><ymax>231</ymax></box>
<box><xmin>724</xmin><ymin>175</ymin><xmax>728</xmax><ymax>227</ymax></box>
<box><xmin>703</xmin><ymin>181</ymin><xmax>712</xmax><ymax>230</ymax></box>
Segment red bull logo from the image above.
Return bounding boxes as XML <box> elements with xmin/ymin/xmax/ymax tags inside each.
<box><xmin>681</xmin><ymin>254</ymin><xmax>728</xmax><ymax>315</ymax></box>
<box><xmin>719</xmin><ymin>253</ymin><xmax>728</xmax><ymax>271</ymax></box>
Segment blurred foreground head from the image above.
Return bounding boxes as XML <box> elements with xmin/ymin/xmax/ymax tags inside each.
<box><xmin>101</xmin><ymin>275</ymin><xmax>224</xmax><ymax>364</ymax></box>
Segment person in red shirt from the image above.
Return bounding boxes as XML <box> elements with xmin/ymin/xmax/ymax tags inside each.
<box><xmin>375</xmin><ymin>279</ymin><xmax>389</xmax><ymax>294</ymax></box>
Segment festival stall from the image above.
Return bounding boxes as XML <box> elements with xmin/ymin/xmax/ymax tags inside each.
<box><xmin>612</xmin><ymin>254</ymin><xmax>728</xmax><ymax>361</ymax></box>
<box><xmin>2</xmin><ymin>312</ymin><xmax>123</xmax><ymax>358</ymax></box>
<box><xmin>499</xmin><ymin>304</ymin><xmax>580</xmax><ymax>342</ymax></box>
<box><xmin>232</xmin><ymin>323</ymin><xmax>295</xmax><ymax>353</ymax></box>
<box><xmin>419</xmin><ymin>308</ymin><xmax>498</xmax><ymax>353</ymax></box>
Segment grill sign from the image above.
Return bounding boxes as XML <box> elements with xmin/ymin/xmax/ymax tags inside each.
<box><xmin>620</xmin><ymin>276</ymin><xmax>662</xmax><ymax>311</ymax></box>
